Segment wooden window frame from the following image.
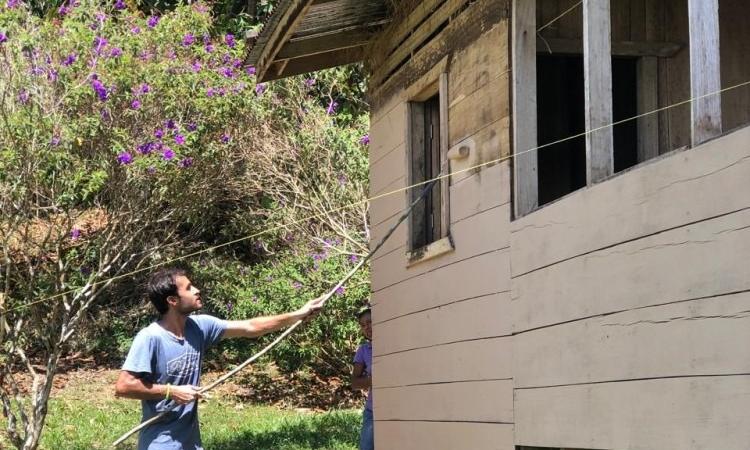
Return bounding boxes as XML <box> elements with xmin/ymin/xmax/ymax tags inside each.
<box><xmin>511</xmin><ymin>0</ymin><xmax>721</xmax><ymax>218</ymax></box>
<box><xmin>406</xmin><ymin>72</ymin><xmax>452</xmax><ymax>265</ymax></box>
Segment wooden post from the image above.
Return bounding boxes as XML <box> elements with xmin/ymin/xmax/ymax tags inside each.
<box><xmin>688</xmin><ymin>0</ymin><xmax>722</xmax><ymax>146</ymax></box>
<box><xmin>583</xmin><ymin>0</ymin><xmax>614</xmax><ymax>184</ymax></box>
<box><xmin>637</xmin><ymin>56</ymin><xmax>659</xmax><ymax>162</ymax></box>
<box><xmin>512</xmin><ymin>0</ymin><xmax>538</xmax><ymax>217</ymax></box>
<box><xmin>439</xmin><ymin>72</ymin><xmax>450</xmax><ymax>235</ymax></box>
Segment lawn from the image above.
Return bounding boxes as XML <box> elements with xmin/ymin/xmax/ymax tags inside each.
<box><xmin>3</xmin><ymin>370</ymin><xmax>362</xmax><ymax>450</ymax></box>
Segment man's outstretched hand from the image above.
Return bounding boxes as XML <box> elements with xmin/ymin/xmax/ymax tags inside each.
<box><xmin>296</xmin><ymin>294</ymin><xmax>326</xmax><ymax>321</ymax></box>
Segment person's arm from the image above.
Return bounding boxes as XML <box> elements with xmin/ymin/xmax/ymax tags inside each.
<box><xmin>222</xmin><ymin>295</ymin><xmax>325</xmax><ymax>339</ymax></box>
<box><xmin>114</xmin><ymin>371</ymin><xmax>202</xmax><ymax>405</ymax></box>
<box><xmin>351</xmin><ymin>362</ymin><xmax>371</xmax><ymax>390</ymax></box>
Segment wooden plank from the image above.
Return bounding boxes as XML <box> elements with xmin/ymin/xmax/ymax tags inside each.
<box><xmin>583</xmin><ymin>0</ymin><xmax>614</xmax><ymax>184</ymax></box>
<box><xmin>509</xmin><ymin>125</ymin><xmax>750</xmax><ymax>277</ymax></box>
<box><xmin>515</xmin><ymin>376</ymin><xmax>750</xmax><ymax>449</ymax></box>
<box><xmin>448</xmin><ymin>23</ymin><xmax>508</xmax><ymax>107</ymax></box>
<box><xmin>449</xmin><ymin>118</ymin><xmax>509</xmax><ymax>185</ymax></box>
<box><xmin>369</xmin><ymin>143</ymin><xmax>405</xmax><ymax>196</ymax></box>
<box><xmin>663</xmin><ymin>0</ymin><xmax>691</xmax><ymax>152</ymax></box>
<box><xmin>449</xmin><ymin>162</ymin><xmax>510</xmax><ymax>222</ymax></box>
<box><xmin>372</xmin><ymin>203</ymin><xmax>510</xmax><ymax>292</ymax></box>
<box><xmin>262</xmin><ymin>46</ymin><xmax>363</xmax><ymax>81</ymax></box>
<box><xmin>536</xmin><ymin>37</ymin><xmax>682</xmax><ymax>57</ymax></box>
<box><xmin>277</xmin><ymin>26</ymin><xmax>376</xmax><ymax>59</ymax></box>
<box><xmin>512</xmin><ymin>0</ymin><xmax>538</xmax><ymax>217</ymax></box>
<box><xmin>514</xmin><ymin>291</ymin><xmax>750</xmax><ymax>389</ymax></box>
<box><xmin>610</xmin><ymin>0</ymin><xmax>631</xmax><ymax>41</ymax></box>
<box><xmin>375</xmin><ymin>380</ymin><xmax>513</xmax><ymax>422</ymax></box>
<box><xmin>439</xmin><ymin>72</ymin><xmax>450</xmax><ymax>238</ymax></box>
<box><xmin>449</xmin><ymin>75</ymin><xmax>509</xmax><ymax>147</ymax></box>
<box><xmin>254</xmin><ymin>0</ymin><xmax>315</xmax><ymax>81</ymax></box>
<box><xmin>375</xmin><ymin>292</ymin><xmax>512</xmax><ymax>356</ymax></box>
<box><xmin>373</xmin><ymin>250</ymin><xmax>510</xmax><ymax>323</ymax></box>
<box><xmin>688</xmin><ymin>0</ymin><xmax>722</xmax><ymax>145</ymax></box>
<box><xmin>636</xmin><ymin>56</ymin><xmax>659</xmax><ymax>161</ymax></box>
<box><xmin>369</xmin><ymin>185</ymin><xmax>405</xmax><ymax>228</ymax></box>
<box><xmin>408</xmin><ymin>101</ymin><xmax>428</xmax><ymax>249</ymax></box>
<box><xmin>629</xmin><ymin>0</ymin><xmax>646</xmax><ymax>42</ymax></box>
<box><xmin>369</xmin><ymin>102</ymin><xmax>407</xmax><ymax>164</ymax></box>
<box><xmin>557</xmin><ymin>0</ymin><xmax>582</xmax><ymax>39</ymax></box>
<box><xmin>370</xmin><ymin>0</ymin><xmax>443</xmax><ymax>67</ymax></box>
<box><xmin>373</xmin><ymin>336</ymin><xmax>513</xmax><ymax>388</ymax></box>
<box><xmin>376</xmin><ymin>422</ymin><xmax>514</xmax><ymax>450</ymax></box>
<box><xmin>372</xmin><ymin>0</ymin><xmax>470</xmax><ymax>87</ymax></box>
<box><xmin>719</xmin><ymin>0</ymin><xmax>750</xmax><ymax>132</ymax></box>
<box><xmin>512</xmin><ymin>207</ymin><xmax>750</xmax><ymax>332</ymax></box>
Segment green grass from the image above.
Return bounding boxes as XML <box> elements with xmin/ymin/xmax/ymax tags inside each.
<box><xmin>14</xmin><ymin>396</ymin><xmax>361</xmax><ymax>450</ymax></box>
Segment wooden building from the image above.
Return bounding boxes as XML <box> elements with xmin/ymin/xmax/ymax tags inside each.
<box><xmin>248</xmin><ymin>0</ymin><xmax>750</xmax><ymax>448</ymax></box>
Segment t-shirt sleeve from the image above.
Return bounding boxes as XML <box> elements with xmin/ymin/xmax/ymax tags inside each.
<box><xmin>192</xmin><ymin>315</ymin><xmax>228</xmax><ymax>349</ymax></box>
<box><xmin>353</xmin><ymin>344</ymin><xmax>366</xmax><ymax>364</ymax></box>
<box><xmin>122</xmin><ymin>330</ymin><xmax>156</xmax><ymax>377</ymax></box>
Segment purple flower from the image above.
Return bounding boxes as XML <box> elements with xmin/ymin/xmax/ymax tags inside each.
<box><xmin>100</xmin><ymin>109</ymin><xmax>111</xmax><ymax>120</ymax></box>
<box><xmin>255</xmin><ymin>83</ymin><xmax>266</xmax><ymax>95</ymax></box>
<box><xmin>51</xmin><ymin>135</ymin><xmax>61</xmax><ymax>146</ymax></box>
<box><xmin>166</xmin><ymin>48</ymin><xmax>176</xmax><ymax>60</ymax></box>
<box><xmin>206</xmin><ymin>87</ymin><xmax>216</xmax><ymax>97</ymax></box>
<box><xmin>348</xmin><ymin>254</ymin><xmax>359</xmax><ymax>263</ymax></box>
<box><xmin>178</xmin><ymin>157</ymin><xmax>193</xmax><ymax>168</ymax></box>
<box><xmin>146</xmin><ymin>15</ymin><xmax>159</xmax><ymax>28</ymax></box>
<box><xmin>138</xmin><ymin>83</ymin><xmax>150</xmax><ymax>94</ymax></box>
<box><xmin>335</xmin><ymin>286</ymin><xmax>345</xmax><ymax>296</ymax></box>
<box><xmin>293</xmin><ymin>281</ymin><xmax>302</xmax><ymax>290</ymax></box>
<box><xmin>5</xmin><ymin>0</ymin><xmax>20</xmax><ymax>8</ymax></box>
<box><xmin>337</xmin><ymin>173</ymin><xmax>347</xmax><ymax>185</ymax></box>
<box><xmin>246</xmin><ymin>66</ymin><xmax>256</xmax><ymax>76</ymax></box>
<box><xmin>108</xmin><ymin>47</ymin><xmax>122</xmax><ymax>58</ymax></box>
<box><xmin>116</xmin><ymin>151</ymin><xmax>133</xmax><ymax>165</ymax></box>
<box><xmin>232</xmin><ymin>58</ymin><xmax>242</xmax><ymax>69</ymax></box>
<box><xmin>47</xmin><ymin>69</ymin><xmax>59</xmax><ymax>82</ymax></box>
<box><xmin>130</xmin><ymin>99</ymin><xmax>141</xmax><ymax>109</ymax></box>
<box><xmin>174</xmin><ymin>134</ymin><xmax>185</xmax><ymax>145</ymax></box>
<box><xmin>80</xmin><ymin>266</ymin><xmax>91</xmax><ymax>276</ymax></box>
<box><xmin>70</xmin><ymin>228</ymin><xmax>81</xmax><ymax>240</ymax></box>
<box><xmin>303</xmin><ymin>78</ymin><xmax>315</xmax><ymax>87</ymax></box>
<box><xmin>359</xmin><ymin>134</ymin><xmax>370</xmax><ymax>145</ymax></box>
<box><xmin>204</xmin><ymin>43</ymin><xmax>214</xmax><ymax>53</ymax></box>
<box><xmin>182</xmin><ymin>33</ymin><xmax>195</xmax><ymax>47</ymax></box>
<box><xmin>147</xmin><ymin>166</ymin><xmax>156</xmax><ymax>174</ymax></box>
<box><xmin>312</xmin><ymin>253</ymin><xmax>324</xmax><ymax>261</ymax></box>
<box><xmin>130</xmin><ymin>26</ymin><xmax>141</xmax><ymax>34</ymax></box>
<box><xmin>191</xmin><ymin>61</ymin><xmax>201</xmax><ymax>72</ymax></box>
<box><xmin>114</xmin><ymin>0</ymin><xmax>125</xmax><ymax>10</ymax></box>
<box><xmin>18</xmin><ymin>89</ymin><xmax>29</xmax><ymax>104</ymax></box>
<box><xmin>220</xmin><ymin>134</ymin><xmax>230</xmax><ymax>144</ymax></box>
<box><xmin>326</xmin><ymin>100</ymin><xmax>338</xmax><ymax>115</ymax></box>
<box><xmin>186</xmin><ymin>123</ymin><xmax>197</xmax><ymax>132</ymax></box>
<box><xmin>219</xmin><ymin>67</ymin><xmax>234</xmax><ymax>78</ymax></box>
<box><xmin>227</xmin><ymin>302</ymin><xmax>233</xmax><ymax>313</ymax></box>
<box><xmin>162</xmin><ymin>148</ymin><xmax>174</xmax><ymax>160</ymax></box>
<box><xmin>93</xmin><ymin>36</ymin><xmax>108</xmax><ymax>54</ymax></box>
<box><xmin>62</xmin><ymin>53</ymin><xmax>77</xmax><ymax>66</ymax></box>
<box><xmin>154</xmin><ymin>128</ymin><xmax>164</xmax><ymax>139</ymax></box>
<box><xmin>202</xmin><ymin>33</ymin><xmax>211</xmax><ymax>44</ymax></box>
<box><xmin>58</xmin><ymin>4</ymin><xmax>70</xmax><ymax>15</ymax></box>
<box><xmin>137</xmin><ymin>142</ymin><xmax>153</xmax><ymax>155</ymax></box>
<box><xmin>95</xmin><ymin>11</ymin><xmax>107</xmax><ymax>22</ymax></box>
<box><xmin>0</xmin><ymin>33</ymin><xmax>7</xmax><ymax>44</ymax></box>
<box><xmin>165</xmin><ymin>119</ymin><xmax>176</xmax><ymax>129</ymax></box>
<box><xmin>225</xmin><ymin>34</ymin><xmax>235</xmax><ymax>48</ymax></box>
<box><xmin>91</xmin><ymin>79</ymin><xmax>108</xmax><ymax>101</ymax></box>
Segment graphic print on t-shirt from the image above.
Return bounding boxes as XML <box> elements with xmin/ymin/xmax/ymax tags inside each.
<box><xmin>166</xmin><ymin>349</ymin><xmax>200</xmax><ymax>385</ymax></box>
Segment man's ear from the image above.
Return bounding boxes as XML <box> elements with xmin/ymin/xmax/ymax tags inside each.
<box><xmin>166</xmin><ymin>295</ymin><xmax>179</xmax><ymax>308</ymax></box>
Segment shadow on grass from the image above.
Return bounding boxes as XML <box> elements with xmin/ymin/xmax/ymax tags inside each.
<box><xmin>208</xmin><ymin>411</ymin><xmax>362</xmax><ymax>450</ymax></box>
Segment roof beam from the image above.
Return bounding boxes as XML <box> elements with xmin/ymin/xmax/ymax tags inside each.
<box><xmin>277</xmin><ymin>26</ymin><xmax>377</xmax><ymax>59</ymax></box>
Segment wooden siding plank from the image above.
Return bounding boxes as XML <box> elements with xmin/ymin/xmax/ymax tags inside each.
<box><xmin>369</xmin><ymin>186</ymin><xmax>405</xmax><ymax>228</ymax></box>
<box><xmin>583</xmin><ymin>0</ymin><xmax>614</xmax><ymax>184</ymax></box>
<box><xmin>510</xmin><ymin>126</ymin><xmax>750</xmax><ymax>277</ymax></box>
<box><xmin>512</xmin><ymin>0</ymin><xmax>539</xmax><ymax>217</ymax></box>
<box><xmin>369</xmin><ymin>102</ymin><xmax>407</xmax><ymax>164</ymax></box>
<box><xmin>375</xmin><ymin>380</ymin><xmax>514</xmax><ymax>423</ymax></box>
<box><xmin>369</xmin><ymin>143</ymin><xmax>406</xmax><ymax>196</ymax></box>
<box><xmin>372</xmin><ymin>203</ymin><xmax>510</xmax><ymax>292</ymax></box>
<box><xmin>376</xmin><ymin>422</ymin><xmax>514</xmax><ymax>450</ymax></box>
<box><xmin>688</xmin><ymin>0</ymin><xmax>722</xmax><ymax>145</ymax></box>
<box><xmin>373</xmin><ymin>249</ymin><xmax>510</xmax><ymax>323</ymax></box>
<box><xmin>374</xmin><ymin>292</ymin><xmax>512</xmax><ymax>356</ymax></box>
<box><xmin>514</xmin><ymin>291</ymin><xmax>750</xmax><ymax>388</ymax></box>
<box><xmin>515</xmin><ymin>376</ymin><xmax>750</xmax><ymax>449</ymax></box>
<box><xmin>636</xmin><ymin>56</ymin><xmax>659</xmax><ymax>161</ymax></box>
<box><xmin>719</xmin><ymin>0</ymin><xmax>750</xmax><ymax>132</ymax></box>
<box><xmin>449</xmin><ymin>76</ymin><xmax>510</xmax><ymax>148</ymax></box>
<box><xmin>448</xmin><ymin>23</ymin><xmax>508</xmax><ymax>107</ymax></box>
<box><xmin>512</xmin><ymin>207</ymin><xmax>750</xmax><ymax>332</ymax></box>
<box><xmin>373</xmin><ymin>336</ymin><xmax>513</xmax><ymax>388</ymax></box>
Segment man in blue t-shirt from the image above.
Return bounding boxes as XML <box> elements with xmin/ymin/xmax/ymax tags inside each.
<box><xmin>115</xmin><ymin>267</ymin><xmax>323</xmax><ymax>450</ymax></box>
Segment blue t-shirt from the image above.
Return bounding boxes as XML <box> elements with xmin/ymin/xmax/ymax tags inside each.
<box><xmin>122</xmin><ymin>315</ymin><xmax>227</xmax><ymax>450</ymax></box>
<box><xmin>353</xmin><ymin>341</ymin><xmax>372</xmax><ymax>411</ymax></box>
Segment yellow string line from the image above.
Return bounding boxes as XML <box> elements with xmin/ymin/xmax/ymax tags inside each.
<box><xmin>7</xmin><ymin>78</ymin><xmax>750</xmax><ymax>313</ymax></box>
<box><xmin>537</xmin><ymin>0</ymin><xmax>583</xmax><ymax>33</ymax></box>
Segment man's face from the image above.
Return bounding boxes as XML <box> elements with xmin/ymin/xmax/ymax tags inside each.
<box><xmin>358</xmin><ymin>313</ymin><xmax>372</xmax><ymax>340</ymax></box>
<box><xmin>170</xmin><ymin>275</ymin><xmax>202</xmax><ymax>315</ymax></box>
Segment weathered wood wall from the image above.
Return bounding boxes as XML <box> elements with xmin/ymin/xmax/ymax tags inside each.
<box><xmin>367</xmin><ymin>1</ymin><xmax>750</xmax><ymax>449</ymax></box>
<box><xmin>367</xmin><ymin>1</ymin><xmax>513</xmax><ymax>448</ymax></box>
<box><xmin>511</xmin><ymin>125</ymin><xmax>750</xmax><ymax>449</ymax></box>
